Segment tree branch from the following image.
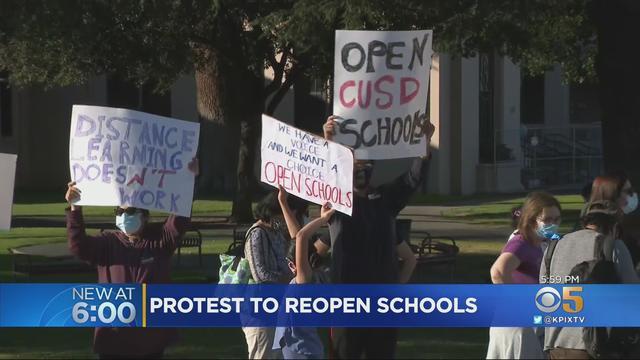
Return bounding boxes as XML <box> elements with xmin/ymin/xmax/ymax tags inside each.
<box><xmin>265</xmin><ymin>61</ymin><xmax>299</xmax><ymax>116</ymax></box>
<box><xmin>263</xmin><ymin>47</ymin><xmax>290</xmax><ymax>98</ymax></box>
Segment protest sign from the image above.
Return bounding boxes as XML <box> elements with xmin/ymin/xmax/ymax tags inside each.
<box><xmin>69</xmin><ymin>105</ymin><xmax>200</xmax><ymax>217</ymax></box>
<box><xmin>260</xmin><ymin>114</ymin><xmax>354</xmax><ymax>216</ymax></box>
<box><xmin>0</xmin><ymin>153</ymin><xmax>17</xmax><ymax>230</ymax></box>
<box><xmin>333</xmin><ymin>30</ymin><xmax>433</xmax><ymax>159</ymax></box>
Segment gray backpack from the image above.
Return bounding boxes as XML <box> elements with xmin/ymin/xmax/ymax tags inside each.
<box><xmin>544</xmin><ymin>233</ymin><xmax>639</xmax><ymax>358</ymax></box>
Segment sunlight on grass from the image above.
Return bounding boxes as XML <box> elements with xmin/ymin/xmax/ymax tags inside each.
<box><xmin>11</xmin><ymin>199</ymin><xmax>232</xmax><ymax>217</ymax></box>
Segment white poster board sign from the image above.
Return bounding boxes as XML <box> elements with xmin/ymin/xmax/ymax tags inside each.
<box><xmin>260</xmin><ymin>114</ymin><xmax>354</xmax><ymax>216</ymax></box>
<box><xmin>333</xmin><ymin>30</ymin><xmax>433</xmax><ymax>159</ymax></box>
<box><xmin>0</xmin><ymin>153</ymin><xmax>17</xmax><ymax>230</ymax></box>
<box><xmin>69</xmin><ymin>105</ymin><xmax>200</xmax><ymax>217</ymax></box>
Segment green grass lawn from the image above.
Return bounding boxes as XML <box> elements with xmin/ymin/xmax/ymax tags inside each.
<box><xmin>442</xmin><ymin>194</ymin><xmax>585</xmax><ymax>233</ymax></box>
<box><xmin>1</xmin><ymin>191</ymin><xmax>576</xmax><ymax>358</ymax></box>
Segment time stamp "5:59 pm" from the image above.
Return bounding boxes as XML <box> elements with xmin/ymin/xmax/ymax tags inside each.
<box><xmin>540</xmin><ymin>275</ymin><xmax>581</xmax><ymax>284</ymax></box>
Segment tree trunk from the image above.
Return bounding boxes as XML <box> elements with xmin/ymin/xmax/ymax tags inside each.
<box><xmin>594</xmin><ymin>0</ymin><xmax>640</xmax><ymax>185</ymax></box>
<box><xmin>191</xmin><ymin>42</ymin><xmax>262</xmax><ymax>223</ymax></box>
<box><xmin>195</xmin><ymin>48</ymin><xmax>226</xmax><ymax>125</ymax></box>
<box><xmin>193</xmin><ymin>47</ymin><xmax>229</xmax><ymax>196</ymax></box>
<box><xmin>229</xmin><ymin>68</ymin><xmax>264</xmax><ymax>223</ymax></box>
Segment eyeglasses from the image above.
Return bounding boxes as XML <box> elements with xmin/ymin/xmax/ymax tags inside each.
<box><xmin>537</xmin><ymin>216</ymin><xmax>561</xmax><ymax>224</ymax></box>
<box><xmin>115</xmin><ymin>207</ymin><xmax>143</xmax><ymax>216</ymax></box>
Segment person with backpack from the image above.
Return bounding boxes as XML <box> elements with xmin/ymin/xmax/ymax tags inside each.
<box><xmin>541</xmin><ymin>199</ymin><xmax>640</xmax><ymax>359</ymax></box>
<box><xmin>588</xmin><ymin>172</ymin><xmax>640</xmax><ymax>267</ymax></box>
<box><xmin>487</xmin><ymin>191</ymin><xmax>562</xmax><ymax>359</ymax></box>
<box><xmin>242</xmin><ymin>190</ymin><xmax>294</xmax><ymax>359</ymax></box>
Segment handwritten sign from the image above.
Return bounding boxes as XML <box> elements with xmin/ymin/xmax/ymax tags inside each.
<box><xmin>333</xmin><ymin>30</ymin><xmax>433</xmax><ymax>159</ymax></box>
<box><xmin>260</xmin><ymin>115</ymin><xmax>354</xmax><ymax>216</ymax></box>
<box><xmin>0</xmin><ymin>153</ymin><xmax>17</xmax><ymax>230</ymax></box>
<box><xmin>69</xmin><ymin>105</ymin><xmax>200</xmax><ymax>217</ymax></box>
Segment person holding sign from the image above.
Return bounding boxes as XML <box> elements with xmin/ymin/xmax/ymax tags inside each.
<box><xmin>65</xmin><ymin>158</ymin><xmax>198</xmax><ymax>359</ymax></box>
<box><xmin>274</xmin><ymin>191</ymin><xmax>335</xmax><ymax>359</ymax></box>
<box><xmin>323</xmin><ymin>115</ymin><xmax>435</xmax><ymax>359</ymax></box>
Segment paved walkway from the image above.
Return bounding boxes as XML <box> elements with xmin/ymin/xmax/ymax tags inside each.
<box><xmin>400</xmin><ymin>205</ymin><xmax>511</xmax><ymax>242</ymax></box>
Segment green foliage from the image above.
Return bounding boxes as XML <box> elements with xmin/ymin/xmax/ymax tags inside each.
<box><xmin>264</xmin><ymin>0</ymin><xmax>597</xmax><ymax>83</ymax></box>
<box><xmin>0</xmin><ymin>0</ymin><xmax>598</xmax><ymax>92</ymax></box>
<box><xmin>0</xmin><ymin>0</ymin><xmax>293</xmax><ymax>91</ymax></box>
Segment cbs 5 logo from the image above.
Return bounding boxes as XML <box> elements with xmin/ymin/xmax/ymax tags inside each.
<box><xmin>535</xmin><ymin>287</ymin><xmax>583</xmax><ymax>313</ymax></box>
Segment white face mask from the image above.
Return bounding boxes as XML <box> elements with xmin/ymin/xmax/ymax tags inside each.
<box><xmin>623</xmin><ymin>193</ymin><xmax>638</xmax><ymax>214</ymax></box>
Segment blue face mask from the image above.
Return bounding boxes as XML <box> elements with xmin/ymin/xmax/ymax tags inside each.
<box><xmin>537</xmin><ymin>223</ymin><xmax>560</xmax><ymax>240</ymax></box>
<box><xmin>116</xmin><ymin>213</ymin><xmax>143</xmax><ymax>235</ymax></box>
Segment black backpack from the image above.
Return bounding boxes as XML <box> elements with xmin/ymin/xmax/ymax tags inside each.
<box><xmin>544</xmin><ymin>233</ymin><xmax>640</xmax><ymax>358</ymax></box>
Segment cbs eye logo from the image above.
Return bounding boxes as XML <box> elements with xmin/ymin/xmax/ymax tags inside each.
<box><xmin>535</xmin><ymin>287</ymin><xmax>583</xmax><ymax>313</ymax></box>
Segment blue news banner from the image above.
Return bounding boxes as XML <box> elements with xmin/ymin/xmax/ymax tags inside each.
<box><xmin>1</xmin><ymin>284</ymin><xmax>640</xmax><ymax>327</ymax></box>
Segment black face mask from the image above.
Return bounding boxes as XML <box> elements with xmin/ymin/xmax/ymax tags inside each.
<box><xmin>354</xmin><ymin>167</ymin><xmax>373</xmax><ymax>190</ymax></box>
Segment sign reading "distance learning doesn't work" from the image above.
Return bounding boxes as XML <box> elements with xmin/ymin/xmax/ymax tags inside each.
<box><xmin>69</xmin><ymin>105</ymin><xmax>200</xmax><ymax>217</ymax></box>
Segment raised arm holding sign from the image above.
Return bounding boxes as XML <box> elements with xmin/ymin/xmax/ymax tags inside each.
<box><xmin>332</xmin><ymin>30</ymin><xmax>433</xmax><ymax>160</ymax></box>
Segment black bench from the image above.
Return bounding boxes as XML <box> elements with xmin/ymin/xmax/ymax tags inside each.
<box><xmin>396</xmin><ymin>219</ymin><xmax>459</xmax><ymax>282</ymax></box>
<box><xmin>412</xmin><ymin>232</ymin><xmax>459</xmax><ymax>281</ymax></box>
<box><xmin>176</xmin><ymin>229</ymin><xmax>203</xmax><ymax>267</ymax></box>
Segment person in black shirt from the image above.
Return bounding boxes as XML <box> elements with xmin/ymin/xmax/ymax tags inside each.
<box><xmin>323</xmin><ymin>115</ymin><xmax>435</xmax><ymax>359</ymax></box>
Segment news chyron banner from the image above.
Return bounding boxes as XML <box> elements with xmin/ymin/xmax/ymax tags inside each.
<box><xmin>1</xmin><ymin>284</ymin><xmax>639</xmax><ymax>327</ymax></box>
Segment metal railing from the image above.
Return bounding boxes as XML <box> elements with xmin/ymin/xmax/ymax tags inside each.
<box><xmin>488</xmin><ymin>124</ymin><xmax>602</xmax><ymax>190</ymax></box>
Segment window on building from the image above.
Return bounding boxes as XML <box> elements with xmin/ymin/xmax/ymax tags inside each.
<box><xmin>107</xmin><ymin>75</ymin><xmax>171</xmax><ymax>117</ymax></box>
<box><xmin>0</xmin><ymin>71</ymin><xmax>12</xmax><ymax>137</ymax></box>
<box><xmin>521</xmin><ymin>74</ymin><xmax>545</xmax><ymax>124</ymax></box>
<box><xmin>478</xmin><ymin>53</ymin><xmax>495</xmax><ymax>163</ymax></box>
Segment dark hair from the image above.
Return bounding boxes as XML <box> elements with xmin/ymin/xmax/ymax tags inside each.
<box><xmin>288</xmin><ymin>237</ymin><xmax>321</xmax><ymax>269</ymax></box>
<box><xmin>517</xmin><ymin>192</ymin><xmax>562</xmax><ymax>244</ymax></box>
<box><xmin>287</xmin><ymin>196</ymin><xmax>309</xmax><ymax>217</ymax></box>
<box><xmin>581</xmin><ymin>200</ymin><xmax>621</xmax><ymax>235</ymax></box>
<box><xmin>253</xmin><ymin>191</ymin><xmax>282</xmax><ymax>223</ymax></box>
<box><xmin>581</xmin><ymin>213</ymin><xmax>618</xmax><ymax>236</ymax></box>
